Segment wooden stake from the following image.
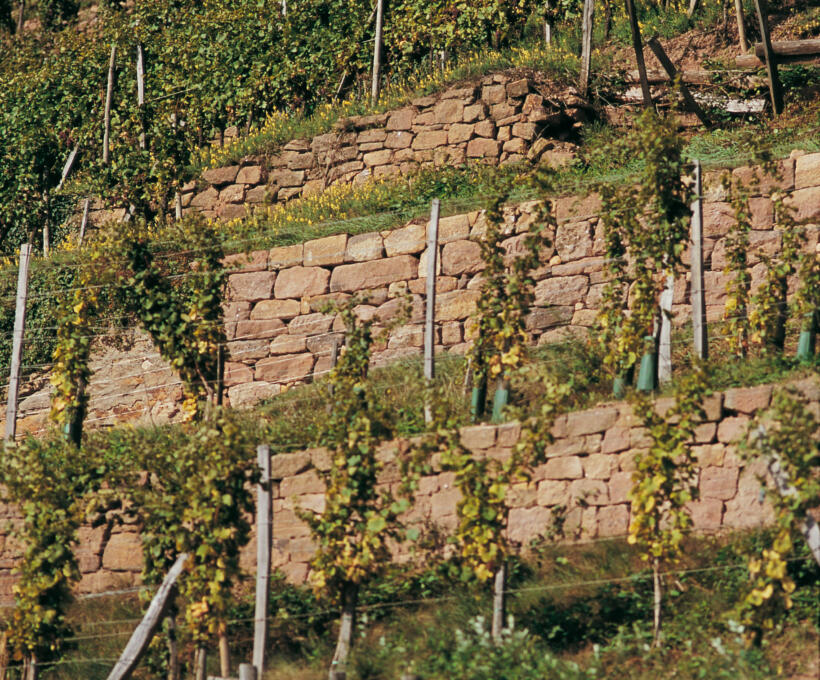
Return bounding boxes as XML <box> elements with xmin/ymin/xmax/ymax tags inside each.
<box><xmin>56</xmin><ymin>145</ymin><xmax>79</xmax><ymax>192</ymax></box>
<box><xmin>424</xmin><ymin>199</ymin><xmax>440</xmax><ymax>425</ymax></box>
<box><xmin>15</xmin><ymin>0</ymin><xmax>24</xmax><ymax>32</ymax></box>
<box><xmin>106</xmin><ymin>552</ymin><xmax>188</xmax><ymax>680</ymax></box>
<box><xmin>194</xmin><ymin>647</ymin><xmax>206</xmax><ymax>680</ymax></box>
<box><xmin>734</xmin><ymin>0</ymin><xmax>749</xmax><ymax>52</ymax></box>
<box><xmin>687</xmin><ymin>0</ymin><xmax>699</xmax><ymax>18</ymax></box>
<box><xmin>239</xmin><ymin>664</ymin><xmax>258</xmax><ymax>680</ymax></box>
<box><xmin>78</xmin><ymin>198</ymin><xmax>90</xmax><ymax>248</ymax></box>
<box><xmin>218</xmin><ymin>634</ymin><xmax>230</xmax><ymax>678</ymax></box>
<box><xmin>5</xmin><ymin>244</ymin><xmax>32</xmax><ymax>443</ymax></box>
<box><xmin>103</xmin><ymin>45</ymin><xmax>117</xmax><ymax>166</ymax></box>
<box><xmin>658</xmin><ymin>274</ymin><xmax>673</xmax><ymax>384</ymax></box>
<box><xmin>253</xmin><ymin>444</ymin><xmax>272</xmax><ymax>675</ymax></box>
<box><xmin>136</xmin><ymin>43</ymin><xmax>146</xmax><ymax>151</ymax></box>
<box><xmin>491</xmin><ymin>563</ymin><xmax>506</xmax><ymax>642</ymax></box>
<box><xmin>579</xmin><ymin>0</ymin><xmax>595</xmax><ymax>96</ymax></box>
<box><xmin>646</xmin><ymin>37</ymin><xmax>711</xmax><ymax>126</ymax></box>
<box><xmin>689</xmin><ymin>160</ymin><xmax>707</xmax><ymax>360</ymax></box>
<box><xmin>624</xmin><ymin>0</ymin><xmax>653</xmax><ymax>109</ymax></box>
<box><xmin>371</xmin><ymin>0</ymin><xmax>384</xmax><ymax>107</ymax></box>
<box><xmin>752</xmin><ymin>0</ymin><xmax>784</xmax><ymax>115</ymax></box>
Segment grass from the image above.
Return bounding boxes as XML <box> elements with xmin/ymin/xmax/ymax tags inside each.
<box><xmin>21</xmin><ymin>529</ymin><xmax>817</xmax><ymax>679</ymax></box>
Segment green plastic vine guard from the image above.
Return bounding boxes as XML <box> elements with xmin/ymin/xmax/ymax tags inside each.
<box><xmin>613</xmin><ymin>375</ymin><xmax>627</xmax><ymax>399</ymax></box>
<box><xmin>637</xmin><ymin>336</ymin><xmax>657</xmax><ymax>392</ymax></box>
<box><xmin>491</xmin><ymin>383</ymin><xmax>509</xmax><ymax>423</ymax></box>
<box><xmin>471</xmin><ymin>380</ymin><xmax>487</xmax><ymax>421</ymax></box>
<box><xmin>796</xmin><ymin>314</ymin><xmax>816</xmax><ymax>361</ymax></box>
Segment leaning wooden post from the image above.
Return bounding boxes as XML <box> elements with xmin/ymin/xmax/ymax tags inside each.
<box><xmin>646</xmin><ymin>37</ymin><xmax>711</xmax><ymax>127</ymax></box>
<box><xmin>103</xmin><ymin>45</ymin><xmax>117</xmax><ymax>166</ymax></box>
<box><xmin>424</xmin><ymin>199</ymin><xmax>440</xmax><ymax>425</ymax></box>
<box><xmin>5</xmin><ymin>244</ymin><xmax>32</xmax><ymax>443</ymax></box>
<box><xmin>752</xmin><ymin>0</ymin><xmax>784</xmax><ymax>115</ymax></box>
<box><xmin>252</xmin><ymin>444</ymin><xmax>272</xmax><ymax>675</ymax></box>
<box><xmin>624</xmin><ymin>0</ymin><xmax>653</xmax><ymax>109</ymax></box>
<box><xmin>56</xmin><ymin>145</ymin><xmax>79</xmax><ymax>192</ymax></box>
<box><xmin>579</xmin><ymin>0</ymin><xmax>595</xmax><ymax>96</ymax></box>
<box><xmin>491</xmin><ymin>563</ymin><xmax>506</xmax><ymax>642</ymax></box>
<box><xmin>370</xmin><ymin>0</ymin><xmax>384</xmax><ymax>107</ymax></box>
<box><xmin>15</xmin><ymin>0</ymin><xmax>24</xmax><ymax>32</ymax></box>
<box><xmin>136</xmin><ymin>43</ymin><xmax>146</xmax><ymax>151</ymax></box>
<box><xmin>658</xmin><ymin>274</ymin><xmax>674</xmax><ymax>384</ymax></box>
<box><xmin>106</xmin><ymin>552</ymin><xmax>189</xmax><ymax>680</ymax></box>
<box><xmin>689</xmin><ymin>160</ymin><xmax>707</xmax><ymax>360</ymax></box>
<box><xmin>734</xmin><ymin>0</ymin><xmax>749</xmax><ymax>52</ymax></box>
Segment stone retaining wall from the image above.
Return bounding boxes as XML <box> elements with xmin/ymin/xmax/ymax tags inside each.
<box><xmin>7</xmin><ymin>152</ymin><xmax>820</xmax><ymax>434</ymax></box>
<box><xmin>176</xmin><ymin>74</ymin><xmax>587</xmax><ymax>221</ymax></box>
<box><xmin>2</xmin><ymin>377</ymin><xmax>817</xmax><ymax>601</ymax></box>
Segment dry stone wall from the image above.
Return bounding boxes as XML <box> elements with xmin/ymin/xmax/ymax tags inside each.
<box><xmin>176</xmin><ymin>74</ymin><xmax>588</xmax><ymax>220</ymax></box>
<box><xmin>2</xmin><ymin>377</ymin><xmax>817</xmax><ymax>601</ymax></box>
<box><xmin>7</xmin><ymin>151</ymin><xmax>820</xmax><ymax>434</ymax></box>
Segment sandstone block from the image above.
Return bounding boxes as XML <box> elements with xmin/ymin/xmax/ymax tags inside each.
<box><xmin>384</xmin><ymin>223</ymin><xmax>426</xmax><ymax>256</ymax></box>
<box><xmin>228</xmin><ymin>271</ymin><xmax>276</xmax><ymax>302</ymax></box>
<box><xmin>441</xmin><ymin>240</ymin><xmax>482</xmax><ymax>276</ymax></box>
<box><xmin>482</xmin><ymin>84</ymin><xmax>506</xmax><ymax>104</ymax></box>
<box><xmin>219</xmin><ymin>183</ymin><xmax>245</xmax><ymax>204</ymax></box>
<box><xmin>438</xmin><ymin>214</ymin><xmax>471</xmax><ymax>243</ymax></box>
<box><xmin>434</xmin><ymin>99</ymin><xmax>465</xmax><ymax>124</ymax></box>
<box><xmin>190</xmin><ymin>186</ymin><xmax>218</xmax><ymax>209</ymax></box>
<box><xmin>524</xmin><ymin>306</ymin><xmax>573</xmax><ymax>330</ymax></box>
<box><xmin>602</xmin><ymin>426</ymin><xmax>630</xmax><ymax>454</ymax></box>
<box><xmin>227</xmin><ymin>381</ymin><xmax>281</xmax><ymax>407</ymax></box>
<box><xmin>466</xmin><ymin>138</ymin><xmax>500</xmax><ymax>158</ymax></box>
<box><xmin>460</xmin><ymin>424</ymin><xmax>497</xmax><ymax>450</ymax></box>
<box><xmin>255</xmin><ymin>353</ymin><xmax>315</xmax><ymax>383</ymax></box>
<box><xmin>448</xmin><ymin>123</ymin><xmax>475</xmax><ymax>144</ymax></box>
<box><xmin>597</xmin><ymin>504</ymin><xmax>629</xmax><ymax>537</ymax></box>
<box><xmin>566</xmin><ymin>406</ymin><xmax>619</xmax><ymax>437</ymax></box>
<box><xmin>269</xmin><ymin>243</ymin><xmax>304</xmax><ymax>268</ymax></box>
<box><xmin>102</xmin><ymin>532</ymin><xmax>142</xmax><ymax>571</ymax></box>
<box><xmin>385</xmin><ymin>131</ymin><xmax>413</xmax><ymax>149</ymax></box>
<box><xmin>203</xmin><ymin>165</ymin><xmax>239</xmax><ymax>185</ymax></box>
<box><xmin>387</xmin><ymin>107</ymin><xmax>415</xmax><ymax>130</ymax></box>
<box><xmin>270</xmin><ymin>335</ymin><xmax>307</xmax><ymax>355</ymax></box>
<box><xmin>223</xmin><ymin>249</ymin><xmax>268</xmax><ymax>273</ymax></box>
<box><xmin>555</xmin><ymin>220</ymin><xmax>593</xmax><ymax>261</ymax></box>
<box><xmin>288</xmin><ymin>312</ymin><xmax>334</xmax><ymax>336</ymax></box>
<box><xmin>503</xmin><ymin>138</ymin><xmax>527</xmax><ymax>154</ymax></box>
<box><xmin>281</xmin><ymin>470</ymin><xmax>325</xmax><ymax>496</ymax></box>
<box><xmin>700</xmin><ymin>466</ymin><xmax>739</xmax><ymax>500</ymax></box>
<box><xmin>364</xmin><ymin>149</ymin><xmax>393</xmax><ymax>167</ymax></box>
<box><xmin>413</xmin><ymin>130</ymin><xmax>449</xmax><ymax>150</ymax></box>
<box><xmin>235</xmin><ymin>318</ymin><xmax>287</xmax><ymax>341</ymax></box>
<box><xmin>555</xmin><ymin>193</ymin><xmax>601</xmax><ymax>222</ymax></box>
<box><xmin>512</xmin><ymin>122</ymin><xmax>536</xmax><ymax>140</ymax></box>
<box><xmin>387</xmin><ymin>324</ymin><xmax>425</xmax><ymax>349</ymax></box>
<box><xmin>570</xmin><ymin>478</ymin><xmax>609</xmax><ymax>505</ymax></box>
<box><xmin>224</xmin><ymin>362</ymin><xmax>253</xmax><ymax>387</ymax></box>
<box><xmin>474</xmin><ymin>119</ymin><xmax>496</xmax><ymax>138</ymax></box>
<box><xmin>544</xmin><ymin>456</ymin><xmax>583</xmax><ymax>480</ymax></box>
<box><xmin>787</xmin><ymin>186</ymin><xmax>820</xmax><ymax>221</ymax></box>
<box><xmin>534</xmin><ymin>275</ymin><xmax>588</xmax><ymax>306</ymax></box>
<box><xmin>724</xmin><ymin>385</ymin><xmax>772</xmax><ymax>414</ymax></box>
<box><xmin>441</xmin><ymin>320</ymin><xmax>462</xmax><ymax>345</ymax></box>
<box><xmin>583</xmin><ymin>454</ymin><xmax>617</xmax><ymax>480</ymax></box>
<box><xmin>688</xmin><ymin>499</ymin><xmax>723</xmax><ymax>530</ymax></box>
<box><xmin>507</xmin><ymin>506</ymin><xmax>550</xmax><ymax>544</ymax></box>
<box><xmin>227</xmin><ymin>339</ymin><xmax>269</xmax><ymax>363</ymax></box>
<box><xmin>274</xmin><ymin>267</ymin><xmax>330</xmax><ymax>298</ymax></box>
<box><xmin>345</xmin><ymin>232</ymin><xmax>384</xmax><ymax>262</ymax></box>
<box><xmin>717</xmin><ymin>416</ymin><xmax>749</xmax><ymax>444</ymax></box>
<box><xmin>330</xmin><ymin>255</ymin><xmax>418</xmax><ymax>292</ymax></box>
<box><xmin>237</xmin><ymin>165</ymin><xmax>263</xmax><ymax>184</ymax></box>
<box><xmin>435</xmin><ymin>289</ymin><xmax>481</xmax><ymax>321</ymax></box>
<box><xmin>795</xmin><ymin>151</ymin><xmax>820</xmax><ymax>189</ymax></box>
<box><xmin>463</xmin><ymin>103</ymin><xmax>487</xmax><ymax>122</ymax></box>
<box><xmin>269</xmin><ymin>168</ymin><xmax>305</xmax><ymax>188</ymax></box>
<box><xmin>608</xmin><ymin>471</ymin><xmax>633</xmax><ymax>504</ymax></box>
<box><xmin>252</xmin><ymin>299</ymin><xmax>301</xmax><ymax>320</ymax></box>
<box><xmin>358</xmin><ymin>128</ymin><xmax>387</xmax><ymax>144</ymax></box>
<box><xmin>506</xmin><ymin>78</ymin><xmax>530</xmax><ymax>98</ymax></box>
<box><xmin>304</xmin><ymin>234</ymin><xmax>348</xmax><ymax>267</ymax></box>
<box><xmin>537</xmin><ymin>480</ymin><xmax>569</xmax><ymax>506</ymax></box>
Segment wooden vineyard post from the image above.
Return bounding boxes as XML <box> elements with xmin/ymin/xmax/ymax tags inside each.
<box><xmin>624</xmin><ymin>0</ymin><xmax>653</xmax><ymax>109</ymax></box>
<box><xmin>544</xmin><ymin>0</ymin><xmax>551</xmax><ymax>46</ymax></box>
<box><xmin>753</xmin><ymin>0</ymin><xmax>784</xmax><ymax>115</ymax></box>
<box><xmin>646</xmin><ymin>37</ymin><xmax>711</xmax><ymax>127</ymax></box>
<box><xmin>253</xmin><ymin>444</ymin><xmax>272</xmax><ymax>675</ymax></box>
<box><xmin>5</xmin><ymin>244</ymin><xmax>32</xmax><ymax>443</ymax></box>
<box><xmin>734</xmin><ymin>0</ymin><xmax>749</xmax><ymax>52</ymax></box>
<box><xmin>106</xmin><ymin>552</ymin><xmax>189</xmax><ymax>680</ymax></box>
<box><xmin>16</xmin><ymin>0</ymin><xmax>24</xmax><ymax>33</ymax></box>
<box><xmin>579</xmin><ymin>0</ymin><xmax>595</xmax><ymax>96</ymax></box>
<box><xmin>658</xmin><ymin>274</ymin><xmax>674</xmax><ymax>384</ymax></box>
<box><xmin>103</xmin><ymin>45</ymin><xmax>117</xmax><ymax>166</ymax></box>
<box><xmin>136</xmin><ymin>43</ymin><xmax>146</xmax><ymax>151</ymax></box>
<box><xmin>56</xmin><ymin>146</ymin><xmax>79</xmax><ymax>192</ymax></box>
<box><xmin>690</xmin><ymin>160</ymin><xmax>707</xmax><ymax>360</ymax></box>
<box><xmin>371</xmin><ymin>0</ymin><xmax>384</xmax><ymax>106</ymax></box>
<box><xmin>239</xmin><ymin>664</ymin><xmax>258</xmax><ymax>680</ymax></box>
<box><xmin>491</xmin><ymin>563</ymin><xmax>507</xmax><ymax>642</ymax></box>
<box><xmin>424</xmin><ymin>199</ymin><xmax>440</xmax><ymax>425</ymax></box>
<box><xmin>78</xmin><ymin>198</ymin><xmax>91</xmax><ymax>248</ymax></box>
